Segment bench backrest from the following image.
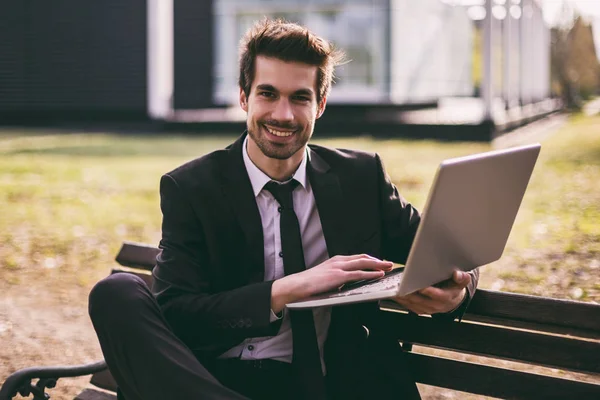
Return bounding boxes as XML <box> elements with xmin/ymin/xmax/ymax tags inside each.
<box><xmin>93</xmin><ymin>242</ymin><xmax>600</xmax><ymax>399</ymax></box>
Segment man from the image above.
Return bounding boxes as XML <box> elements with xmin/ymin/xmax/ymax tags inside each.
<box><xmin>89</xmin><ymin>19</ymin><xmax>478</xmax><ymax>400</ymax></box>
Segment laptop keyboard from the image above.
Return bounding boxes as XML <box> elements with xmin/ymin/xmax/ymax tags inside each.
<box><xmin>329</xmin><ymin>269</ymin><xmax>405</xmax><ymax>297</ymax></box>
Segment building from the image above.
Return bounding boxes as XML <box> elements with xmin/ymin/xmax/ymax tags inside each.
<box><xmin>0</xmin><ymin>0</ymin><xmax>557</xmax><ymax>140</ymax></box>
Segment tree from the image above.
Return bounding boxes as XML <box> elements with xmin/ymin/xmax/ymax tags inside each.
<box><xmin>551</xmin><ymin>15</ymin><xmax>600</xmax><ymax>109</ymax></box>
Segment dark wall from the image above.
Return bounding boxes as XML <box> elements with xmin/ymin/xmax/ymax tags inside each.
<box><xmin>173</xmin><ymin>0</ymin><xmax>214</xmax><ymax>109</ymax></box>
<box><xmin>0</xmin><ymin>0</ymin><xmax>147</xmax><ymax>119</ymax></box>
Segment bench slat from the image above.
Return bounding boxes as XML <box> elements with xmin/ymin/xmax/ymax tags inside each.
<box><xmin>458</xmin><ymin>313</ymin><xmax>599</xmax><ymax>340</ymax></box>
<box><xmin>408</xmin><ymin>352</ymin><xmax>600</xmax><ymax>399</ymax></box>
<box><xmin>380</xmin><ymin>311</ymin><xmax>600</xmax><ymax>374</ymax></box>
<box><xmin>75</xmin><ymin>388</ymin><xmax>117</xmax><ymax>400</ymax></box>
<box><xmin>115</xmin><ymin>242</ymin><xmax>160</xmax><ymax>271</ymax></box>
<box><xmin>469</xmin><ymin>289</ymin><xmax>600</xmax><ymax>332</ymax></box>
<box><xmin>90</xmin><ymin>368</ymin><xmax>118</xmax><ymax>393</ymax></box>
<box><xmin>381</xmin><ymin>288</ymin><xmax>600</xmax><ymax>337</ymax></box>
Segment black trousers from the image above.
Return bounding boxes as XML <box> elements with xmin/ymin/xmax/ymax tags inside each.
<box><xmin>212</xmin><ymin>358</ymin><xmax>318</xmax><ymax>400</ymax></box>
<box><xmin>88</xmin><ymin>273</ymin><xmax>249</xmax><ymax>400</ymax></box>
<box><xmin>88</xmin><ymin>273</ymin><xmax>418</xmax><ymax>400</ymax></box>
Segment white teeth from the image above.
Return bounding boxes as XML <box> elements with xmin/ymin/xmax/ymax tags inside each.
<box><xmin>266</xmin><ymin>126</ymin><xmax>294</xmax><ymax>137</ymax></box>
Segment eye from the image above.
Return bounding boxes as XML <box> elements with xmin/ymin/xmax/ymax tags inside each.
<box><xmin>293</xmin><ymin>96</ymin><xmax>310</xmax><ymax>102</ymax></box>
<box><xmin>259</xmin><ymin>91</ymin><xmax>275</xmax><ymax>98</ymax></box>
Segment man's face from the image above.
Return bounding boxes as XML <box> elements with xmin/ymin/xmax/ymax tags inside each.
<box><xmin>240</xmin><ymin>56</ymin><xmax>325</xmax><ymax>160</ymax></box>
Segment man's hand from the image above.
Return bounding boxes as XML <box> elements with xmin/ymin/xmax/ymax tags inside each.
<box><xmin>391</xmin><ymin>270</ymin><xmax>470</xmax><ymax>315</ymax></box>
<box><xmin>271</xmin><ymin>254</ymin><xmax>393</xmax><ymax>313</ymax></box>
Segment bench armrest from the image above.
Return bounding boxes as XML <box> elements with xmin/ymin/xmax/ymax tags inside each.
<box><xmin>0</xmin><ymin>360</ymin><xmax>107</xmax><ymax>400</ymax></box>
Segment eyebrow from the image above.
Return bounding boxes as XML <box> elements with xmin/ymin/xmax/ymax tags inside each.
<box><xmin>255</xmin><ymin>84</ymin><xmax>314</xmax><ymax>97</ymax></box>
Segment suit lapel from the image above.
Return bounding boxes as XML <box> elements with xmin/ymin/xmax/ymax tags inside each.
<box><xmin>220</xmin><ymin>133</ymin><xmax>265</xmax><ymax>283</ymax></box>
<box><xmin>219</xmin><ymin>138</ymin><xmax>352</xmax><ymax>281</ymax></box>
<box><xmin>307</xmin><ymin>147</ymin><xmax>351</xmax><ymax>257</ymax></box>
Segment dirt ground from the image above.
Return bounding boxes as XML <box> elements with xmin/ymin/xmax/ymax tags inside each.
<box><xmin>0</xmin><ymin>283</ymin><xmax>101</xmax><ymax>398</ymax></box>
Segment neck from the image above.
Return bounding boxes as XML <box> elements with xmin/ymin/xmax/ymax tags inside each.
<box><xmin>247</xmin><ymin>138</ymin><xmax>305</xmax><ymax>182</ymax></box>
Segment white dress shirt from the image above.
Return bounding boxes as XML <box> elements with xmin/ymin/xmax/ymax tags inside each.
<box><xmin>219</xmin><ymin>137</ymin><xmax>331</xmax><ymax>372</ymax></box>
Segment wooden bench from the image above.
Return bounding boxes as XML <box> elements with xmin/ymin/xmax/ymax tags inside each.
<box><xmin>1</xmin><ymin>242</ymin><xmax>599</xmax><ymax>399</ymax></box>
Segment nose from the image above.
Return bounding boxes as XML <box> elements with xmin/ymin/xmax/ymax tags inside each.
<box><xmin>271</xmin><ymin>98</ymin><xmax>294</xmax><ymax>123</ymax></box>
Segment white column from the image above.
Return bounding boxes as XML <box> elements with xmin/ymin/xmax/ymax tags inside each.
<box><xmin>147</xmin><ymin>0</ymin><xmax>174</xmax><ymax>120</ymax></box>
<box><xmin>542</xmin><ymin>16</ymin><xmax>551</xmax><ymax>99</ymax></box>
<box><xmin>524</xmin><ymin>0</ymin><xmax>533</xmax><ymax>105</ymax></box>
<box><xmin>503</xmin><ymin>0</ymin><xmax>512</xmax><ymax>108</ymax></box>
<box><xmin>513</xmin><ymin>3</ymin><xmax>521</xmax><ymax>107</ymax></box>
<box><xmin>519</xmin><ymin>0</ymin><xmax>528</xmax><ymax>105</ymax></box>
<box><xmin>482</xmin><ymin>0</ymin><xmax>494</xmax><ymax>121</ymax></box>
<box><xmin>531</xmin><ymin>3</ymin><xmax>542</xmax><ymax>102</ymax></box>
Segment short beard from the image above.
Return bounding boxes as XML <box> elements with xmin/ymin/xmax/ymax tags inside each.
<box><xmin>248</xmin><ymin>123</ymin><xmax>306</xmax><ymax>160</ymax></box>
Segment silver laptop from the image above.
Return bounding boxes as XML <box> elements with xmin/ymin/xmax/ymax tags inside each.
<box><xmin>286</xmin><ymin>143</ymin><xmax>541</xmax><ymax>309</ymax></box>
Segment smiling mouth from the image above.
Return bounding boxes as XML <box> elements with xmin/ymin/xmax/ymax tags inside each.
<box><xmin>264</xmin><ymin>125</ymin><xmax>296</xmax><ymax>137</ymax></box>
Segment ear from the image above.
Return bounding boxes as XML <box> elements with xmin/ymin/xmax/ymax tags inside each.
<box><xmin>239</xmin><ymin>87</ymin><xmax>248</xmax><ymax>113</ymax></box>
<box><xmin>316</xmin><ymin>96</ymin><xmax>327</xmax><ymax>119</ymax></box>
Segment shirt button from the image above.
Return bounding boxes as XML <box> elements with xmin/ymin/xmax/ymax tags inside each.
<box><xmin>279</xmin><ymin>251</ymin><xmax>283</xmax><ymax>258</ymax></box>
<box><xmin>248</xmin><ymin>345</ymin><xmax>254</xmax><ymax>351</ymax></box>
<box><xmin>278</xmin><ymin>206</ymin><xmax>282</xmax><ymax>213</ymax></box>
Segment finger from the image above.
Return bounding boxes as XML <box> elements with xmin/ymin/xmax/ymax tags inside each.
<box><xmin>344</xmin><ymin>258</ymin><xmax>394</xmax><ymax>271</ymax></box>
<box><xmin>334</xmin><ymin>253</ymin><xmax>380</xmax><ymax>262</ymax></box>
<box><xmin>392</xmin><ymin>296</ymin><xmax>431</xmax><ymax>315</ymax></box>
<box><xmin>433</xmin><ymin>272</ymin><xmax>471</xmax><ymax>291</ymax></box>
<box><xmin>403</xmin><ymin>291</ymin><xmax>436</xmax><ymax>306</ymax></box>
<box><xmin>394</xmin><ymin>292</ymin><xmax>431</xmax><ymax>308</ymax></box>
<box><xmin>345</xmin><ymin>269</ymin><xmax>385</xmax><ymax>282</ymax></box>
<box><xmin>360</xmin><ymin>255</ymin><xmax>394</xmax><ymax>270</ymax></box>
<box><xmin>419</xmin><ymin>286</ymin><xmax>451</xmax><ymax>301</ymax></box>
<box><xmin>397</xmin><ymin>291</ymin><xmax>452</xmax><ymax>314</ymax></box>
<box><xmin>419</xmin><ymin>284</ymin><xmax>467</xmax><ymax>305</ymax></box>
<box><xmin>452</xmin><ymin>270</ymin><xmax>471</xmax><ymax>287</ymax></box>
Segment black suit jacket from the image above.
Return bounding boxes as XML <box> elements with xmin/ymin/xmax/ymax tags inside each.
<box><xmin>152</xmin><ymin>133</ymin><xmax>478</xmax><ymax>399</ymax></box>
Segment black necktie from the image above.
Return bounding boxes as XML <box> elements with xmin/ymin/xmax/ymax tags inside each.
<box><xmin>264</xmin><ymin>180</ymin><xmax>327</xmax><ymax>399</ymax></box>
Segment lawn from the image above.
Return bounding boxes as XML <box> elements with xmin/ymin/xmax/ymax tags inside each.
<box><xmin>1</xmin><ymin>113</ymin><xmax>599</xmax><ymax>398</ymax></box>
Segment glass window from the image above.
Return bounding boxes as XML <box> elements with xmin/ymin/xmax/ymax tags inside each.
<box><xmin>214</xmin><ymin>0</ymin><xmax>389</xmax><ymax>104</ymax></box>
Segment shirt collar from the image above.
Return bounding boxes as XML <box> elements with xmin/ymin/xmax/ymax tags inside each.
<box><xmin>242</xmin><ymin>135</ymin><xmax>309</xmax><ymax>197</ymax></box>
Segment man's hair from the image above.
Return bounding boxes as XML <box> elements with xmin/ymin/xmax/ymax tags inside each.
<box><xmin>238</xmin><ymin>18</ymin><xmax>346</xmax><ymax>105</ymax></box>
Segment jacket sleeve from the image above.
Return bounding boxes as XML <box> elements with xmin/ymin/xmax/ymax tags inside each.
<box><xmin>152</xmin><ymin>174</ymin><xmax>281</xmax><ymax>352</ymax></box>
<box><xmin>374</xmin><ymin>154</ymin><xmax>478</xmax><ymax>320</ymax></box>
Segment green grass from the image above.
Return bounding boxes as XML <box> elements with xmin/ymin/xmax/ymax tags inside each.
<box><xmin>1</xmin><ymin>115</ymin><xmax>599</xmax><ymax>302</ymax></box>
<box><xmin>0</xmin><ymin>132</ymin><xmax>236</xmax><ymax>292</ymax></box>
<box><xmin>482</xmin><ymin>114</ymin><xmax>600</xmax><ymax>300</ymax></box>
<box><xmin>512</xmin><ymin>114</ymin><xmax>600</xmax><ymax>252</ymax></box>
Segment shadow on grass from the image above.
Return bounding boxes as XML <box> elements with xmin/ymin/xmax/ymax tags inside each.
<box><xmin>0</xmin><ymin>134</ymin><xmax>236</xmax><ymax>158</ymax></box>
<box><xmin>5</xmin><ymin>146</ymin><xmax>160</xmax><ymax>157</ymax></box>
<box><xmin>554</xmin><ymin>148</ymin><xmax>600</xmax><ymax>167</ymax></box>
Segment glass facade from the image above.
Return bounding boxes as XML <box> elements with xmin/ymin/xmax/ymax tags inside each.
<box><xmin>213</xmin><ymin>0</ymin><xmax>475</xmax><ymax>105</ymax></box>
<box><xmin>214</xmin><ymin>0</ymin><xmax>389</xmax><ymax>104</ymax></box>
<box><xmin>389</xmin><ymin>0</ymin><xmax>474</xmax><ymax>103</ymax></box>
